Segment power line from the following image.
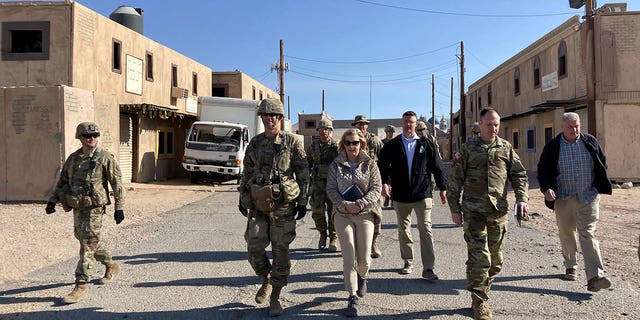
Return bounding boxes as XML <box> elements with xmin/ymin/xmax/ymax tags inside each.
<box><xmin>285</xmin><ymin>42</ymin><xmax>458</xmax><ymax>64</ymax></box>
<box><xmin>354</xmin><ymin>0</ymin><xmax>576</xmax><ymax>18</ymax></box>
<box><xmin>292</xmin><ymin>60</ymin><xmax>458</xmax><ymax>79</ymax></box>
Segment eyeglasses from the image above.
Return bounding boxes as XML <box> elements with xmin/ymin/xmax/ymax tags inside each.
<box><xmin>344</xmin><ymin>140</ymin><xmax>360</xmax><ymax>146</ymax></box>
<box><xmin>82</xmin><ymin>133</ymin><xmax>100</xmax><ymax>139</ymax></box>
<box><xmin>262</xmin><ymin>113</ymin><xmax>281</xmax><ymax>118</ymax></box>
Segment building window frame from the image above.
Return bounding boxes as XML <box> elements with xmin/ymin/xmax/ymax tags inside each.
<box><xmin>171</xmin><ymin>64</ymin><xmax>178</xmax><ymax>87</ymax></box>
<box><xmin>512</xmin><ymin>129</ymin><xmax>520</xmax><ymax>150</ymax></box>
<box><xmin>526</xmin><ymin>126</ymin><xmax>536</xmax><ymax>153</ymax></box>
<box><xmin>514</xmin><ymin>67</ymin><xmax>520</xmax><ymax>96</ymax></box>
<box><xmin>558</xmin><ymin>41</ymin><xmax>568</xmax><ymax>78</ymax></box>
<box><xmin>145</xmin><ymin>51</ymin><xmax>154</xmax><ymax>81</ymax></box>
<box><xmin>112</xmin><ymin>38</ymin><xmax>122</xmax><ymax>73</ymax></box>
<box><xmin>157</xmin><ymin>127</ymin><xmax>175</xmax><ymax>159</ymax></box>
<box><xmin>477</xmin><ymin>88</ymin><xmax>482</xmax><ymax>110</ymax></box>
<box><xmin>2</xmin><ymin>21</ymin><xmax>50</xmax><ymax>61</ymax></box>
<box><xmin>192</xmin><ymin>72</ymin><xmax>198</xmax><ymax>96</ymax></box>
<box><xmin>533</xmin><ymin>56</ymin><xmax>541</xmax><ymax>88</ymax></box>
<box><xmin>487</xmin><ymin>83</ymin><xmax>492</xmax><ymax>106</ymax></box>
<box><xmin>544</xmin><ymin>124</ymin><xmax>554</xmax><ymax>145</ymax></box>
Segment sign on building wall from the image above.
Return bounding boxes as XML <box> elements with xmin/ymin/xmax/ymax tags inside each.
<box><xmin>542</xmin><ymin>71</ymin><xmax>558</xmax><ymax>92</ymax></box>
<box><xmin>126</xmin><ymin>55</ymin><xmax>143</xmax><ymax>95</ymax></box>
<box><xmin>186</xmin><ymin>97</ymin><xmax>197</xmax><ymax>113</ymax></box>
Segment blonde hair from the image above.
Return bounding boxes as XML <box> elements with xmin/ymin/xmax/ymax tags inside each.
<box><xmin>338</xmin><ymin>128</ymin><xmax>368</xmax><ymax>152</ymax></box>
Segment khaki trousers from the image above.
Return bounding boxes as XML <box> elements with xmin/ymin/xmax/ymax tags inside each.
<box><xmin>394</xmin><ymin>198</ymin><xmax>435</xmax><ymax>269</ymax></box>
<box><xmin>555</xmin><ymin>194</ymin><xmax>605</xmax><ymax>280</ymax></box>
<box><xmin>334</xmin><ymin>211</ymin><xmax>375</xmax><ymax>296</ymax></box>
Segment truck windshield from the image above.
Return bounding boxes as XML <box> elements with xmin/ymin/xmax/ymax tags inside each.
<box><xmin>189</xmin><ymin>125</ymin><xmax>241</xmax><ymax>146</ymax></box>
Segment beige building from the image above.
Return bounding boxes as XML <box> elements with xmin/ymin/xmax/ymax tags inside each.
<box><xmin>0</xmin><ymin>1</ymin><xmax>273</xmax><ymax>201</ymax></box>
<box><xmin>460</xmin><ymin>4</ymin><xmax>640</xmax><ymax>181</ymax></box>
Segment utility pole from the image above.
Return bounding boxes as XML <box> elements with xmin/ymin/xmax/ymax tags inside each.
<box><xmin>459</xmin><ymin>41</ymin><xmax>466</xmax><ymax>143</ymax></box>
<box><xmin>270</xmin><ymin>39</ymin><xmax>289</xmax><ymax>105</ymax></box>
<box><xmin>322</xmin><ymin>89</ymin><xmax>325</xmax><ymax>113</ymax></box>
<box><xmin>450</xmin><ymin>77</ymin><xmax>454</xmax><ymax>160</ymax></box>
<box><xmin>585</xmin><ymin>0</ymin><xmax>597</xmax><ymax>136</ymax></box>
<box><xmin>431</xmin><ymin>74</ymin><xmax>435</xmax><ymax>134</ymax></box>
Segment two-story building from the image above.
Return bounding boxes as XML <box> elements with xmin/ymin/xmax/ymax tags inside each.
<box><xmin>0</xmin><ymin>1</ymin><xmax>276</xmax><ymax>201</ymax></box>
<box><xmin>461</xmin><ymin>3</ymin><xmax>640</xmax><ymax>181</ymax></box>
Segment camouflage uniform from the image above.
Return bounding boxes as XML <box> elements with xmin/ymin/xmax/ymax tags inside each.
<box><xmin>49</xmin><ymin>146</ymin><xmax>125</xmax><ymax>284</ymax></box>
<box><xmin>307</xmin><ymin>137</ymin><xmax>338</xmax><ymax>244</ymax></box>
<box><xmin>447</xmin><ymin>136</ymin><xmax>528</xmax><ymax>302</ymax></box>
<box><xmin>238</xmin><ymin>131</ymin><xmax>309</xmax><ymax>288</ymax></box>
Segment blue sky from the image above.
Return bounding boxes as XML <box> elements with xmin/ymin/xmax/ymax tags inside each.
<box><xmin>75</xmin><ymin>0</ymin><xmax>607</xmax><ymax>122</ymax></box>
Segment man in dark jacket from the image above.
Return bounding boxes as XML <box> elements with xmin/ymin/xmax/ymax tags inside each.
<box><xmin>537</xmin><ymin>112</ymin><xmax>612</xmax><ymax>292</ymax></box>
<box><xmin>378</xmin><ymin>111</ymin><xmax>447</xmax><ymax>279</ymax></box>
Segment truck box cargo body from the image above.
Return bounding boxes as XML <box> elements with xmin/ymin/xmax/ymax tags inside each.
<box><xmin>182</xmin><ymin>96</ymin><xmax>264</xmax><ymax>183</ymax></box>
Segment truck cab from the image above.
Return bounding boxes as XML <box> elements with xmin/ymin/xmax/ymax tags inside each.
<box><xmin>182</xmin><ymin>121</ymin><xmax>249</xmax><ymax>183</ymax></box>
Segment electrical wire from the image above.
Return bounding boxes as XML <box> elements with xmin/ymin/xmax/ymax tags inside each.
<box><xmin>354</xmin><ymin>0</ymin><xmax>577</xmax><ymax>18</ymax></box>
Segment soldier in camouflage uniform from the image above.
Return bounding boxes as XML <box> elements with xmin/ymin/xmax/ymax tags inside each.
<box><xmin>381</xmin><ymin>125</ymin><xmax>395</xmax><ymax>208</ymax></box>
<box><xmin>352</xmin><ymin>115</ymin><xmax>384</xmax><ymax>258</ymax></box>
<box><xmin>307</xmin><ymin>118</ymin><xmax>339</xmax><ymax>251</ymax></box>
<box><xmin>46</xmin><ymin>122</ymin><xmax>126</xmax><ymax>304</ymax></box>
<box><xmin>417</xmin><ymin>121</ymin><xmax>441</xmax><ymax>193</ymax></box>
<box><xmin>447</xmin><ymin>108</ymin><xmax>529</xmax><ymax>320</ymax></box>
<box><xmin>238</xmin><ymin>98</ymin><xmax>309</xmax><ymax>317</ymax></box>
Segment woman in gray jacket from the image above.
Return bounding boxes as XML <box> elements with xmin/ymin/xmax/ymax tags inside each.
<box><xmin>326</xmin><ymin>128</ymin><xmax>382</xmax><ymax>317</ymax></box>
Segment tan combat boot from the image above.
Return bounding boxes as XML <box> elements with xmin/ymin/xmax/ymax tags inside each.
<box><xmin>268</xmin><ymin>286</ymin><xmax>283</xmax><ymax>317</ymax></box>
<box><xmin>99</xmin><ymin>261</ymin><xmax>120</xmax><ymax>285</ymax></box>
<box><xmin>318</xmin><ymin>232</ymin><xmax>328</xmax><ymax>250</ymax></box>
<box><xmin>62</xmin><ymin>283</ymin><xmax>87</xmax><ymax>304</ymax></box>
<box><xmin>472</xmin><ymin>296</ymin><xmax>492</xmax><ymax>320</ymax></box>
<box><xmin>255</xmin><ymin>274</ymin><xmax>272</xmax><ymax>304</ymax></box>
<box><xmin>371</xmin><ymin>234</ymin><xmax>382</xmax><ymax>258</ymax></box>
<box><xmin>328</xmin><ymin>236</ymin><xmax>338</xmax><ymax>252</ymax></box>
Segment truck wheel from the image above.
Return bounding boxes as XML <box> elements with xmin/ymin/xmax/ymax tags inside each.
<box><xmin>190</xmin><ymin>172</ymin><xmax>200</xmax><ymax>184</ymax></box>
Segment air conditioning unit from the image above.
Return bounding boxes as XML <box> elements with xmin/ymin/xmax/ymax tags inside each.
<box><xmin>171</xmin><ymin>86</ymin><xmax>189</xmax><ymax>98</ymax></box>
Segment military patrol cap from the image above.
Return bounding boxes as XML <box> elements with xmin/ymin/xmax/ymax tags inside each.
<box><xmin>257</xmin><ymin>98</ymin><xmax>285</xmax><ymax>116</ymax></box>
<box><xmin>384</xmin><ymin>125</ymin><xmax>395</xmax><ymax>133</ymax></box>
<box><xmin>75</xmin><ymin>122</ymin><xmax>100</xmax><ymax>139</ymax></box>
<box><xmin>317</xmin><ymin>118</ymin><xmax>333</xmax><ymax>130</ymax></box>
<box><xmin>352</xmin><ymin>115</ymin><xmax>370</xmax><ymax>125</ymax></box>
<box><xmin>416</xmin><ymin>121</ymin><xmax>427</xmax><ymax>131</ymax></box>
<box><xmin>472</xmin><ymin>122</ymin><xmax>481</xmax><ymax>134</ymax></box>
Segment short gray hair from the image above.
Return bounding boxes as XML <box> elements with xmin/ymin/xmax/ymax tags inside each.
<box><xmin>561</xmin><ymin>112</ymin><xmax>580</xmax><ymax>123</ymax></box>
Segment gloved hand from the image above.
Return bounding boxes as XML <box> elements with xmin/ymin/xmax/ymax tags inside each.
<box><xmin>239</xmin><ymin>204</ymin><xmax>248</xmax><ymax>217</ymax></box>
<box><xmin>45</xmin><ymin>202</ymin><xmax>56</xmax><ymax>214</ymax></box>
<box><xmin>295</xmin><ymin>204</ymin><xmax>307</xmax><ymax>220</ymax></box>
<box><xmin>114</xmin><ymin>210</ymin><xmax>125</xmax><ymax>224</ymax></box>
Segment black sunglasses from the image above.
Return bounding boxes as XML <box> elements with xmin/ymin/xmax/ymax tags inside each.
<box><xmin>344</xmin><ymin>140</ymin><xmax>360</xmax><ymax>146</ymax></box>
<box><xmin>82</xmin><ymin>133</ymin><xmax>100</xmax><ymax>139</ymax></box>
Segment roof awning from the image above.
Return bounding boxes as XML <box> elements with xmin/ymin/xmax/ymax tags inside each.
<box><xmin>120</xmin><ymin>103</ymin><xmax>196</xmax><ymax>119</ymax></box>
<box><xmin>529</xmin><ymin>99</ymin><xmax>586</xmax><ymax>110</ymax></box>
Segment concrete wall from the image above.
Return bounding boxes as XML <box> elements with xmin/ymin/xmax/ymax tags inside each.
<box><xmin>0</xmin><ymin>85</ymin><xmax>105</xmax><ymax>201</ymax></box>
<box><xmin>0</xmin><ymin>2</ymin><xmax>72</xmax><ymax>86</ymax></box>
<box><xmin>211</xmin><ymin>71</ymin><xmax>278</xmax><ymax>101</ymax></box>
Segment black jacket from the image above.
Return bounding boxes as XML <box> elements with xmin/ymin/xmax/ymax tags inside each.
<box><xmin>378</xmin><ymin>134</ymin><xmax>446</xmax><ymax>203</ymax></box>
<box><xmin>537</xmin><ymin>132</ymin><xmax>612</xmax><ymax>209</ymax></box>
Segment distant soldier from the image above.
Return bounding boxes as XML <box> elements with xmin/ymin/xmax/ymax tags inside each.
<box><xmin>447</xmin><ymin>108</ymin><xmax>529</xmax><ymax>320</ymax></box>
<box><xmin>381</xmin><ymin>125</ymin><xmax>395</xmax><ymax>144</ymax></box>
<box><xmin>381</xmin><ymin>125</ymin><xmax>395</xmax><ymax>207</ymax></box>
<box><xmin>46</xmin><ymin>122</ymin><xmax>126</xmax><ymax>304</ymax></box>
<box><xmin>238</xmin><ymin>98</ymin><xmax>309</xmax><ymax>317</ymax></box>
<box><xmin>352</xmin><ymin>115</ymin><xmax>384</xmax><ymax>258</ymax></box>
<box><xmin>417</xmin><ymin>121</ymin><xmax>441</xmax><ymax>193</ymax></box>
<box><xmin>471</xmin><ymin>122</ymin><xmax>481</xmax><ymax>139</ymax></box>
<box><xmin>307</xmin><ymin>118</ymin><xmax>339</xmax><ymax>251</ymax></box>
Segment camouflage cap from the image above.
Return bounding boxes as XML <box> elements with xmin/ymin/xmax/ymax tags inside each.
<box><xmin>317</xmin><ymin>118</ymin><xmax>333</xmax><ymax>130</ymax></box>
<box><xmin>351</xmin><ymin>114</ymin><xmax>370</xmax><ymax>125</ymax></box>
<box><xmin>472</xmin><ymin>122</ymin><xmax>481</xmax><ymax>134</ymax></box>
<box><xmin>257</xmin><ymin>98</ymin><xmax>285</xmax><ymax>116</ymax></box>
<box><xmin>75</xmin><ymin>122</ymin><xmax>100</xmax><ymax>139</ymax></box>
<box><xmin>384</xmin><ymin>125</ymin><xmax>395</xmax><ymax>133</ymax></box>
<box><xmin>416</xmin><ymin>121</ymin><xmax>427</xmax><ymax>131</ymax></box>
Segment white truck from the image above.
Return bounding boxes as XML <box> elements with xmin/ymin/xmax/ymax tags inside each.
<box><xmin>182</xmin><ymin>96</ymin><xmax>264</xmax><ymax>183</ymax></box>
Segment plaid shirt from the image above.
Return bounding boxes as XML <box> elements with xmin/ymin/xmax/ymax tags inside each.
<box><xmin>556</xmin><ymin>134</ymin><xmax>598</xmax><ymax>203</ymax></box>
